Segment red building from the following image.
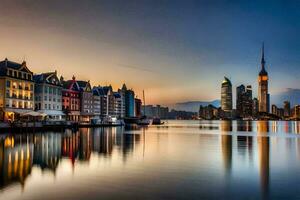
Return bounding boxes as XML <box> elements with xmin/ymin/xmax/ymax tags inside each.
<box><xmin>61</xmin><ymin>76</ymin><xmax>80</xmax><ymax>121</ymax></box>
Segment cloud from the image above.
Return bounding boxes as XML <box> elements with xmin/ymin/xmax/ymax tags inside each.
<box><xmin>116</xmin><ymin>63</ymin><xmax>157</xmax><ymax>73</ymax></box>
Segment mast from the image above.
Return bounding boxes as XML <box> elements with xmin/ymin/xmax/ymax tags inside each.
<box><xmin>143</xmin><ymin>90</ymin><xmax>146</xmax><ymax>116</ymax></box>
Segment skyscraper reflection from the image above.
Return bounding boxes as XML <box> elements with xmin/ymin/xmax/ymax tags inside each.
<box><xmin>257</xmin><ymin>121</ymin><xmax>270</xmax><ymax>199</ymax></box>
<box><xmin>237</xmin><ymin>120</ymin><xmax>252</xmax><ymax>132</ymax></box>
<box><xmin>221</xmin><ymin>120</ymin><xmax>232</xmax><ymax>176</ymax></box>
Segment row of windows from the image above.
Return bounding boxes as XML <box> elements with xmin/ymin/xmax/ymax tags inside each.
<box><xmin>62</xmin><ymin>105</ymin><xmax>80</xmax><ymax>110</ymax></box>
<box><xmin>63</xmin><ymin>93</ymin><xmax>79</xmax><ymax>98</ymax></box>
<box><xmin>7</xmin><ymin>69</ymin><xmax>32</xmax><ymax>80</ymax></box>
<box><xmin>6</xmin><ymin>90</ymin><xmax>33</xmax><ymax>100</ymax></box>
<box><xmin>62</xmin><ymin>99</ymin><xmax>79</xmax><ymax>104</ymax></box>
<box><xmin>44</xmin><ymin>86</ymin><xmax>62</xmax><ymax>95</ymax></box>
<box><xmin>5</xmin><ymin>100</ymin><xmax>33</xmax><ymax>109</ymax></box>
<box><xmin>6</xmin><ymin>80</ymin><xmax>33</xmax><ymax>91</ymax></box>
<box><xmin>35</xmin><ymin>103</ymin><xmax>61</xmax><ymax>110</ymax></box>
<box><xmin>35</xmin><ymin>95</ymin><xmax>62</xmax><ymax>102</ymax></box>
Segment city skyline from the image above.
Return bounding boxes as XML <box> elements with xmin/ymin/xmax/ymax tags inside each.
<box><xmin>0</xmin><ymin>1</ymin><xmax>299</xmax><ymax>106</ymax></box>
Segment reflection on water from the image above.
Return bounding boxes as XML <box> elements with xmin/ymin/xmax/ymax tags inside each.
<box><xmin>1</xmin><ymin>121</ymin><xmax>300</xmax><ymax>199</ymax></box>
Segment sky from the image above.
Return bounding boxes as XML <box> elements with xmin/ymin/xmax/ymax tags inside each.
<box><xmin>0</xmin><ymin>0</ymin><xmax>299</xmax><ymax>106</ymax></box>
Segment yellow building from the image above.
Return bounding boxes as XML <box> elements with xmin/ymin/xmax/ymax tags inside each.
<box><xmin>0</xmin><ymin>58</ymin><xmax>34</xmax><ymax>121</ymax></box>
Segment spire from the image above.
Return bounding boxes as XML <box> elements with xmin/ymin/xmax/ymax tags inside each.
<box><xmin>259</xmin><ymin>42</ymin><xmax>268</xmax><ymax>76</ymax></box>
<box><xmin>261</xmin><ymin>42</ymin><xmax>265</xmax><ymax>66</ymax></box>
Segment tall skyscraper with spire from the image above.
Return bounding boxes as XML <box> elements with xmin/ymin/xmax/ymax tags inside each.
<box><xmin>258</xmin><ymin>43</ymin><xmax>270</xmax><ymax>113</ymax></box>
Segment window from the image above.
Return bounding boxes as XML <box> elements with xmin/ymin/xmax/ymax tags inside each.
<box><xmin>44</xmin><ymin>104</ymin><xmax>47</xmax><ymax>109</ymax></box>
<box><xmin>6</xmin><ymin>90</ymin><xmax>10</xmax><ymax>98</ymax></box>
<box><xmin>24</xmin><ymin>102</ymin><xmax>28</xmax><ymax>109</ymax></box>
<box><xmin>44</xmin><ymin>86</ymin><xmax>48</xmax><ymax>93</ymax></box>
<box><xmin>7</xmin><ymin>69</ymin><xmax>12</xmax><ymax>76</ymax></box>
<box><xmin>18</xmin><ymin>72</ymin><xmax>21</xmax><ymax>78</ymax></box>
<box><xmin>28</xmin><ymin>74</ymin><xmax>32</xmax><ymax>80</ymax></box>
<box><xmin>18</xmin><ymin>101</ymin><xmax>23</xmax><ymax>108</ymax></box>
<box><xmin>44</xmin><ymin>96</ymin><xmax>47</xmax><ymax>101</ymax></box>
<box><xmin>13</xmin><ymin>71</ymin><xmax>17</xmax><ymax>77</ymax></box>
<box><xmin>22</xmin><ymin>73</ymin><xmax>26</xmax><ymax>79</ymax></box>
<box><xmin>6</xmin><ymin>80</ymin><xmax>10</xmax><ymax>88</ymax></box>
<box><xmin>49</xmin><ymin>87</ymin><xmax>52</xmax><ymax>94</ymax></box>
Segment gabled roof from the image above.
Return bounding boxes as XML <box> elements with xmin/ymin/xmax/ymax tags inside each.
<box><xmin>113</xmin><ymin>92</ymin><xmax>121</xmax><ymax>98</ymax></box>
<box><xmin>77</xmin><ymin>80</ymin><xmax>91</xmax><ymax>92</ymax></box>
<box><xmin>0</xmin><ymin>58</ymin><xmax>33</xmax><ymax>76</ymax></box>
<box><xmin>62</xmin><ymin>79</ymin><xmax>80</xmax><ymax>91</ymax></box>
<box><xmin>33</xmin><ymin>71</ymin><xmax>62</xmax><ymax>86</ymax></box>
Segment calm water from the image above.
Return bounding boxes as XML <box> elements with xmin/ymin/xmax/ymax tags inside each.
<box><xmin>1</xmin><ymin>120</ymin><xmax>300</xmax><ymax>199</ymax></box>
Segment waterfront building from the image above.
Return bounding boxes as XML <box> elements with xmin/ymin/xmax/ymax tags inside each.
<box><xmin>258</xmin><ymin>44</ymin><xmax>270</xmax><ymax>113</ymax></box>
<box><xmin>113</xmin><ymin>92</ymin><xmax>123</xmax><ymax>118</ymax></box>
<box><xmin>135</xmin><ymin>98</ymin><xmax>142</xmax><ymax>117</ymax></box>
<box><xmin>118</xmin><ymin>84</ymin><xmax>126</xmax><ymax>118</ymax></box>
<box><xmin>93</xmin><ymin>85</ymin><xmax>118</xmax><ymax>118</ymax></box>
<box><xmin>271</xmin><ymin>104</ymin><xmax>278</xmax><ymax>116</ymax></box>
<box><xmin>124</xmin><ymin>87</ymin><xmax>135</xmax><ymax>117</ymax></box>
<box><xmin>236</xmin><ymin>84</ymin><xmax>253</xmax><ymax>118</ymax></box>
<box><xmin>77</xmin><ymin>80</ymin><xmax>93</xmax><ymax>122</ymax></box>
<box><xmin>92</xmin><ymin>89</ymin><xmax>101</xmax><ymax>118</ymax></box>
<box><xmin>292</xmin><ymin>105</ymin><xmax>300</xmax><ymax>119</ymax></box>
<box><xmin>93</xmin><ymin>86</ymin><xmax>108</xmax><ymax>117</ymax></box>
<box><xmin>33</xmin><ymin>71</ymin><xmax>64</xmax><ymax>120</ymax></box>
<box><xmin>199</xmin><ymin>104</ymin><xmax>219</xmax><ymax>120</ymax></box>
<box><xmin>0</xmin><ymin>58</ymin><xmax>34</xmax><ymax>122</ymax></box>
<box><xmin>221</xmin><ymin>77</ymin><xmax>232</xmax><ymax>118</ymax></box>
<box><xmin>236</xmin><ymin>84</ymin><xmax>245</xmax><ymax>118</ymax></box>
<box><xmin>103</xmin><ymin>86</ymin><xmax>115</xmax><ymax>117</ymax></box>
<box><xmin>61</xmin><ymin>76</ymin><xmax>81</xmax><ymax>121</ymax></box>
<box><xmin>253</xmin><ymin>98</ymin><xmax>259</xmax><ymax>118</ymax></box>
<box><xmin>277</xmin><ymin>108</ymin><xmax>284</xmax><ymax>118</ymax></box>
<box><xmin>143</xmin><ymin>105</ymin><xmax>169</xmax><ymax>119</ymax></box>
<box><xmin>283</xmin><ymin>101</ymin><xmax>291</xmax><ymax>118</ymax></box>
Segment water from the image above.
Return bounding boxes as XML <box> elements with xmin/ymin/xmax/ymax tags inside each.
<box><xmin>1</xmin><ymin>120</ymin><xmax>300</xmax><ymax>199</ymax></box>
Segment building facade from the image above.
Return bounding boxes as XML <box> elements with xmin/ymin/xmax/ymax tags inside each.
<box><xmin>258</xmin><ymin>44</ymin><xmax>270</xmax><ymax>113</ymax></box>
<box><xmin>283</xmin><ymin>101</ymin><xmax>291</xmax><ymax>118</ymax></box>
<box><xmin>77</xmin><ymin>81</ymin><xmax>93</xmax><ymax>122</ymax></box>
<box><xmin>62</xmin><ymin>76</ymin><xmax>81</xmax><ymax>121</ymax></box>
<box><xmin>0</xmin><ymin>59</ymin><xmax>34</xmax><ymax>122</ymax></box>
<box><xmin>236</xmin><ymin>84</ymin><xmax>253</xmax><ymax>118</ymax></box>
<box><xmin>135</xmin><ymin>98</ymin><xmax>142</xmax><ymax>118</ymax></box>
<box><xmin>221</xmin><ymin>77</ymin><xmax>232</xmax><ymax>118</ymax></box>
<box><xmin>34</xmin><ymin>71</ymin><xmax>64</xmax><ymax>120</ymax></box>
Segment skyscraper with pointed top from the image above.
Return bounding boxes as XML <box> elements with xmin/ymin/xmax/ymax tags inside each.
<box><xmin>258</xmin><ymin>43</ymin><xmax>270</xmax><ymax>113</ymax></box>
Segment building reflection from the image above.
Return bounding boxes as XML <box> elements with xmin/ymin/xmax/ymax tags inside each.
<box><xmin>221</xmin><ymin>120</ymin><xmax>232</xmax><ymax>176</ymax></box>
<box><xmin>33</xmin><ymin>133</ymin><xmax>62</xmax><ymax>172</ymax></box>
<box><xmin>62</xmin><ymin>130</ymin><xmax>80</xmax><ymax>166</ymax></box>
<box><xmin>92</xmin><ymin>127</ymin><xmax>116</xmax><ymax>155</ymax></box>
<box><xmin>237</xmin><ymin>120</ymin><xmax>252</xmax><ymax>132</ymax></box>
<box><xmin>271</xmin><ymin>121</ymin><xmax>278</xmax><ymax>133</ymax></box>
<box><xmin>257</xmin><ymin>120</ymin><xmax>269</xmax><ymax>134</ymax></box>
<box><xmin>0</xmin><ymin>135</ymin><xmax>34</xmax><ymax>189</ymax></box>
<box><xmin>257</xmin><ymin>121</ymin><xmax>270</xmax><ymax>199</ymax></box>
<box><xmin>78</xmin><ymin>128</ymin><xmax>92</xmax><ymax>161</ymax></box>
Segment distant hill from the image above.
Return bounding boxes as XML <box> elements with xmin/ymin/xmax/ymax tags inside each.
<box><xmin>272</xmin><ymin>88</ymin><xmax>300</xmax><ymax>107</ymax></box>
<box><xmin>173</xmin><ymin>100</ymin><xmax>220</xmax><ymax>112</ymax></box>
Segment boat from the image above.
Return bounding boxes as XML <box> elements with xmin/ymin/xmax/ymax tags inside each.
<box><xmin>152</xmin><ymin>117</ymin><xmax>164</xmax><ymax>125</ymax></box>
<box><xmin>137</xmin><ymin>116</ymin><xmax>151</xmax><ymax>126</ymax></box>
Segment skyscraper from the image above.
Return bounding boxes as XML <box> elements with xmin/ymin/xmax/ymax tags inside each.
<box><xmin>258</xmin><ymin>43</ymin><xmax>270</xmax><ymax>113</ymax></box>
<box><xmin>236</xmin><ymin>84</ymin><xmax>253</xmax><ymax>118</ymax></box>
<box><xmin>221</xmin><ymin>77</ymin><xmax>232</xmax><ymax>113</ymax></box>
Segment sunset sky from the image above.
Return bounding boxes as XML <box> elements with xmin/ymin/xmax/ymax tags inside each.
<box><xmin>0</xmin><ymin>0</ymin><xmax>299</xmax><ymax>106</ymax></box>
